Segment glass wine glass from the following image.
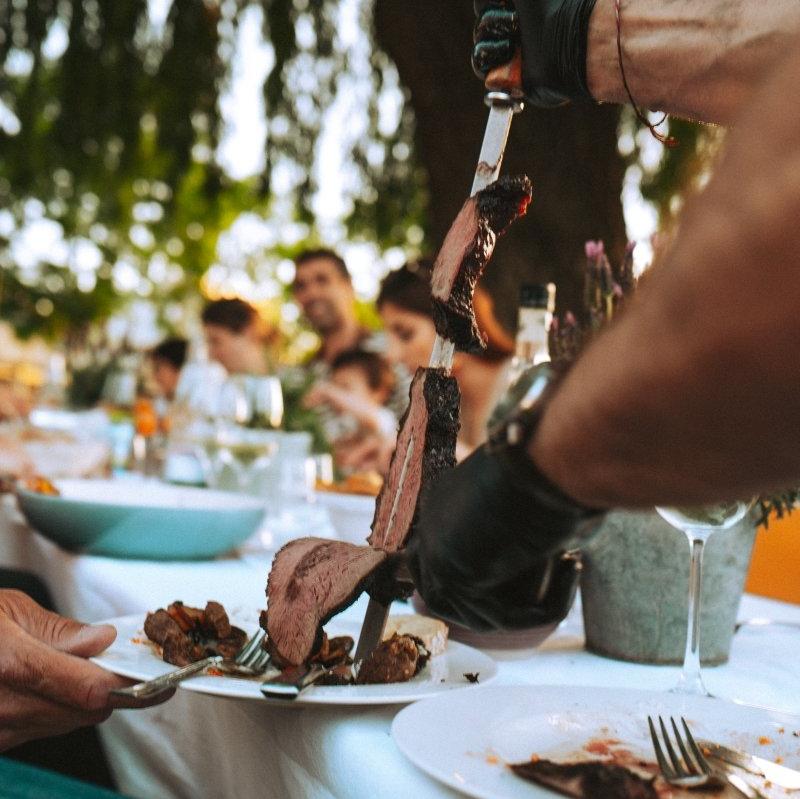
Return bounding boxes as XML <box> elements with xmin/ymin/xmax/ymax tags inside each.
<box><xmin>247</xmin><ymin>376</ymin><xmax>284</xmax><ymax>431</ymax></box>
<box><xmin>655</xmin><ymin>500</ymin><xmax>753</xmax><ymax>696</ymax></box>
<box><xmin>211</xmin><ymin>377</ymin><xmax>282</xmax><ymax>493</ymax></box>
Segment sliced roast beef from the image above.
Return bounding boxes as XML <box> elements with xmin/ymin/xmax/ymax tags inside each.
<box><xmin>368</xmin><ymin>367</ymin><xmax>459</xmax><ymax>552</ymax></box>
<box><xmin>431</xmin><ymin>175</ymin><xmax>532</xmax><ymax>352</ymax></box>
<box><xmin>509</xmin><ymin>759</ymin><xmax>658</xmax><ymax>799</ymax></box>
<box><xmin>265</xmin><ymin>538</ymin><xmax>389</xmax><ymax>665</ymax></box>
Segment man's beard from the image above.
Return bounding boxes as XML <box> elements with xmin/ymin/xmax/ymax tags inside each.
<box><xmin>305</xmin><ymin>299</ymin><xmax>342</xmax><ymax>334</ymax></box>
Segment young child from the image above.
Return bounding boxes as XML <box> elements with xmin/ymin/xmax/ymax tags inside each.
<box><xmin>304</xmin><ymin>348</ymin><xmax>397</xmax><ymax>445</ymax></box>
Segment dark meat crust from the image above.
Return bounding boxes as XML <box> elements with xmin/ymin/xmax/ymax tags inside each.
<box><xmin>356</xmin><ymin>634</ymin><xmax>429</xmax><ymax>685</ymax></box>
<box><xmin>510</xmin><ymin>759</ymin><xmax>658</xmax><ymax>799</ymax></box>
<box><xmin>368</xmin><ymin>368</ymin><xmax>459</xmax><ymax>554</ymax></box>
<box><xmin>265</xmin><ymin>538</ymin><xmax>388</xmax><ymax>666</ymax></box>
<box><xmin>144</xmin><ymin>602</ymin><xmax>246</xmax><ymax>667</ymax></box>
<box><xmin>431</xmin><ymin>175</ymin><xmax>532</xmax><ymax>353</ymax></box>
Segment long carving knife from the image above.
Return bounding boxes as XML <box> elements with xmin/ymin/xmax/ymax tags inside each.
<box><xmin>353</xmin><ymin>89</ymin><xmax>524</xmax><ymax>670</ymax></box>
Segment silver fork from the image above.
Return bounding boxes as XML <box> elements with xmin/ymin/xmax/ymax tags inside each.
<box><xmin>111</xmin><ymin>629</ymin><xmax>269</xmax><ymax>700</ymax></box>
<box><xmin>648</xmin><ymin>716</ymin><xmax>768</xmax><ymax>799</ymax></box>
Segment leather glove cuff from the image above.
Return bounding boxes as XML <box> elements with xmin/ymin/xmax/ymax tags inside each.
<box><xmin>516</xmin><ymin>0</ymin><xmax>598</xmax><ymax>105</ymax></box>
<box><xmin>473</xmin><ymin>0</ymin><xmax>598</xmax><ymax>106</ymax></box>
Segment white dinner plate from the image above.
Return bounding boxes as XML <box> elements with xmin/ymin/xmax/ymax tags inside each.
<box><xmin>391</xmin><ymin>685</ymin><xmax>800</xmax><ymax>799</ymax></box>
<box><xmin>93</xmin><ymin>614</ymin><xmax>497</xmax><ymax>706</ymax></box>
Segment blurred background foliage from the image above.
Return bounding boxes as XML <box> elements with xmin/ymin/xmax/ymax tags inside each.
<box><xmin>0</xmin><ymin>0</ymin><xmax>713</xmax><ymax>350</ymax></box>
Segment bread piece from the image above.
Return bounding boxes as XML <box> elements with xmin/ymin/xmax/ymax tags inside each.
<box><xmin>383</xmin><ymin>614</ymin><xmax>448</xmax><ymax>657</ymax></box>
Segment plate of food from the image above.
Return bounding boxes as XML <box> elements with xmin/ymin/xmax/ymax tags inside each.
<box><xmin>16</xmin><ymin>478</ymin><xmax>266</xmax><ymax>560</ymax></box>
<box><xmin>391</xmin><ymin>685</ymin><xmax>800</xmax><ymax>799</ymax></box>
<box><xmin>92</xmin><ymin>603</ymin><xmax>496</xmax><ymax>706</ymax></box>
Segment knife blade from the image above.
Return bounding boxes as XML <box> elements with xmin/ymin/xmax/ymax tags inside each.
<box><xmin>699</xmin><ymin>740</ymin><xmax>800</xmax><ymax>790</ymax></box>
<box><xmin>352</xmin><ymin>91</ymin><xmax>523</xmax><ymax>666</ymax></box>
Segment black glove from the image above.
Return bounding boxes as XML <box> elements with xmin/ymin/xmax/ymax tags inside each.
<box><xmin>406</xmin><ymin>442</ymin><xmax>602</xmax><ymax>631</ymax></box>
<box><xmin>472</xmin><ymin>0</ymin><xmax>598</xmax><ymax>107</ymax></box>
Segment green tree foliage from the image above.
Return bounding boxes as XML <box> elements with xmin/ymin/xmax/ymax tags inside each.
<box><xmin>0</xmin><ymin>0</ymin><xmax>426</xmax><ymax>343</ymax></box>
<box><xmin>1</xmin><ymin>0</ymin><xmax>707</xmax><ymax>345</ymax></box>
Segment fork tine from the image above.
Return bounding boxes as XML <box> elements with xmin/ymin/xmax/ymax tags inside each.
<box><xmin>670</xmin><ymin>717</ymin><xmax>702</xmax><ymax>775</ymax></box>
<box><xmin>236</xmin><ymin>629</ymin><xmax>265</xmax><ymax>665</ymax></box>
<box><xmin>647</xmin><ymin>716</ymin><xmax>674</xmax><ymax>779</ymax></box>
<box><xmin>658</xmin><ymin>716</ymin><xmax>688</xmax><ymax>776</ymax></box>
<box><xmin>247</xmin><ymin>648</ymin><xmax>272</xmax><ymax>672</ymax></box>
<box><xmin>679</xmin><ymin>717</ymin><xmax>714</xmax><ymax>776</ymax></box>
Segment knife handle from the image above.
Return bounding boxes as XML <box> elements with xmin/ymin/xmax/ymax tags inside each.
<box><xmin>485</xmin><ymin>50</ymin><xmax>523</xmax><ymax>95</ymax></box>
<box><xmin>259</xmin><ymin>663</ymin><xmax>329</xmax><ymax>700</ymax></box>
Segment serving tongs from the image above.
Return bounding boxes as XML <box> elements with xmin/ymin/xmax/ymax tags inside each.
<box><xmin>352</xmin><ymin>63</ymin><xmax>525</xmax><ymax>671</ymax></box>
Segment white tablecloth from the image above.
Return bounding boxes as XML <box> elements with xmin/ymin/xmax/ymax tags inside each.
<box><xmin>3</xmin><ymin>497</ymin><xmax>800</xmax><ymax>799</ymax></box>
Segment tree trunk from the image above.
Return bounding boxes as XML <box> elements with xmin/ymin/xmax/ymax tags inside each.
<box><xmin>374</xmin><ymin>2</ymin><xmax>627</xmax><ymax>329</ymax></box>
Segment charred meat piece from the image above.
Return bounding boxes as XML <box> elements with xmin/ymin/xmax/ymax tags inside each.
<box><xmin>215</xmin><ymin>627</ymin><xmax>248</xmax><ymax>660</ymax></box>
<box><xmin>202</xmin><ymin>601</ymin><xmax>232</xmax><ymax>639</ymax></box>
<box><xmin>144</xmin><ymin>601</ymin><xmax>246</xmax><ymax>668</ymax></box>
<box><xmin>510</xmin><ymin>759</ymin><xmax>658</xmax><ymax>799</ymax></box>
<box><xmin>310</xmin><ymin>635</ymin><xmax>354</xmax><ymax>667</ymax></box>
<box><xmin>265</xmin><ymin>538</ymin><xmax>389</xmax><ymax>666</ymax></box>
<box><xmin>356</xmin><ymin>634</ymin><xmax>430</xmax><ymax>685</ymax></box>
<box><xmin>144</xmin><ymin>608</ymin><xmax>203</xmax><ymax>667</ymax></box>
<box><xmin>368</xmin><ymin>368</ymin><xmax>459</xmax><ymax>552</ymax></box>
<box><xmin>431</xmin><ymin>175</ymin><xmax>532</xmax><ymax>353</ymax></box>
<box><xmin>315</xmin><ymin>663</ymin><xmax>354</xmax><ymax>686</ymax></box>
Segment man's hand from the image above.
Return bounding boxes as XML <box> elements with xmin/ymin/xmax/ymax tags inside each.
<box><xmin>0</xmin><ymin>590</ymin><xmax>173</xmax><ymax>750</ymax></box>
<box><xmin>406</xmin><ymin>443</ymin><xmax>600</xmax><ymax>631</ymax></box>
<box><xmin>473</xmin><ymin>0</ymin><xmax>597</xmax><ymax>107</ymax></box>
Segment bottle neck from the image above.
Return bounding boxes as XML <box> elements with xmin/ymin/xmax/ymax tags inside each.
<box><xmin>514</xmin><ymin>307</ymin><xmax>551</xmax><ymax>365</ymax></box>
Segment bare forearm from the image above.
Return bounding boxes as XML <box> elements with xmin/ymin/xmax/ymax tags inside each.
<box><xmin>531</xmin><ymin>42</ymin><xmax>800</xmax><ymax>508</ymax></box>
<box><xmin>587</xmin><ymin>0</ymin><xmax>800</xmax><ymax>124</ymax></box>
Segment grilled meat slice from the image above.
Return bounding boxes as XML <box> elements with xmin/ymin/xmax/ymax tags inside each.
<box><xmin>144</xmin><ymin>608</ymin><xmax>203</xmax><ymax>667</ymax></box>
<box><xmin>265</xmin><ymin>538</ymin><xmax>389</xmax><ymax>666</ymax></box>
<box><xmin>368</xmin><ymin>368</ymin><xmax>459</xmax><ymax>552</ymax></box>
<box><xmin>356</xmin><ymin>634</ymin><xmax>429</xmax><ymax>685</ymax></box>
<box><xmin>202</xmin><ymin>601</ymin><xmax>232</xmax><ymax>639</ymax></box>
<box><xmin>144</xmin><ymin>601</ymin><xmax>245</xmax><ymax>667</ymax></box>
<box><xmin>431</xmin><ymin>175</ymin><xmax>532</xmax><ymax>352</ymax></box>
<box><xmin>510</xmin><ymin>759</ymin><xmax>658</xmax><ymax>799</ymax></box>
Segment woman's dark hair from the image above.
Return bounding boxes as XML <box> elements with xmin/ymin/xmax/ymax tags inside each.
<box><xmin>201</xmin><ymin>298</ymin><xmax>258</xmax><ymax>334</ymax></box>
<box><xmin>331</xmin><ymin>349</ymin><xmax>395</xmax><ymax>396</ymax></box>
<box><xmin>151</xmin><ymin>337</ymin><xmax>188</xmax><ymax>370</ymax></box>
<box><xmin>377</xmin><ymin>259</ymin><xmax>513</xmax><ymax>361</ymax></box>
<box><xmin>376</xmin><ymin>259</ymin><xmax>434</xmax><ymax>318</ymax></box>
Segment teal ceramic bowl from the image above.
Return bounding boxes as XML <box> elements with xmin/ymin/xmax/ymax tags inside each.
<box><xmin>16</xmin><ymin>479</ymin><xmax>266</xmax><ymax>561</ymax></box>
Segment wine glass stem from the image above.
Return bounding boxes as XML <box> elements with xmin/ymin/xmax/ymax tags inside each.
<box><xmin>679</xmin><ymin>536</ymin><xmax>708</xmax><ymax>694</ymax></box>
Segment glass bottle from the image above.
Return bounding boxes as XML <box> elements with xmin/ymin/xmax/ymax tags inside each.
<box><xmin>507</xmin><ymin>283</ymin><xmax>555</xmax><ymax>386</ymax></box>
<box><xmin>488</xmin><ymin>283</ymin><xmax>556</xmax><ymax>432</ymax></box>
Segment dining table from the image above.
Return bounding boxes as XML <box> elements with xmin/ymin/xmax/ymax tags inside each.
<box><xmin>2</xmin><ymin>492</ymin><xmax>800</xmax><ymax>799</ymax></box>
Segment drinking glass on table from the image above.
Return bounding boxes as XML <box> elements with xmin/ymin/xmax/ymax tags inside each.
<box><xmin>655</xmin><ymin>500</ymin><xmax>753</xmax><ymax>696</ymax></box>
<box><xmin>203</xmin><ymin>377</ymin><xmax>280</xmax><ymax>492</ymax></box>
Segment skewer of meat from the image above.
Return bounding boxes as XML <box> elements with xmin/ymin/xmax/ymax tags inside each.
<box><xmin>263</xmin><ymin>175</ymin><xmax>532</xmax><ymax>667</ymax></box>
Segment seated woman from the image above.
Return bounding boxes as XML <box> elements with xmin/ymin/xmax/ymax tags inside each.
<box><xmin>378</xmin><ymin>261</ymin><xmax>513</xmax><ymax>459</ymax></box>
<box><xmin>201</xmin><ymin>298</ymin><xmax>277</xmax><ymax>376</ymax></box>
<box><xmin>340</xmin><ymin>261</ymin><xmax>514</xmax><ymax>473</ymax></box>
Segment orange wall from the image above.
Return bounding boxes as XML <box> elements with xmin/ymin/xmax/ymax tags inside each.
<box><xmin>746</xmin><ymin>510</ymin><xmax>800</xmax><ymax>604</ymax></box>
